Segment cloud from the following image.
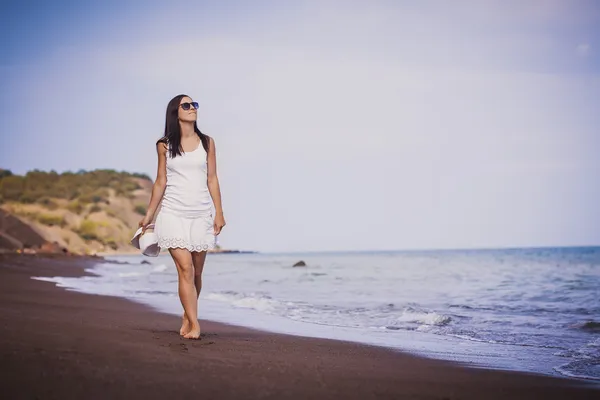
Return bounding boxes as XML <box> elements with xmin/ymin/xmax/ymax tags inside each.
<box><xmin>576</xmin><ymin>43</ymin><xmax>591</xmax><ymax>57</ymax></box>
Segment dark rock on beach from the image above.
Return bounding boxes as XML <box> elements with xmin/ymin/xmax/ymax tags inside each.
<box><xmin>293</xmin><ymin>260</ymin><xmax>306</xmax><ymax>267</ymax></box>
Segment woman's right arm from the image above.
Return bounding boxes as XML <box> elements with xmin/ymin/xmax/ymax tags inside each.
<box><xmin>140</xmin><ymin>142</ymin><xmax>167</xmax><ymax>229</ymax></box>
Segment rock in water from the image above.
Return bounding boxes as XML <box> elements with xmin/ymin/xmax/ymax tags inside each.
<box><xmin>293</xmin><ymin>260</ymin><xmax>306</xmax><ymax>267</ymax></box>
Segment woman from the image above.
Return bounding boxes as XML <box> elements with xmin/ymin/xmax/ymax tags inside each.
<box><xmin>139</xmin><ymin>94</ymin><xmax>226</xmax><ymax>340</ymax></box>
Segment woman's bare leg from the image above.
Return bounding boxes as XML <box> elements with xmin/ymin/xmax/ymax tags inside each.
<box><xmin>192</xmin><ymin>250</ymin><xmax>207</xmax><ymax>296</ymax></box>
<box><xmin>169</xmin><ymin>248</ymin><xmax>201</xmax><ymax>339</ymax></box>
<box><xmin>180</xmin><ymin>251</ymin><xmax>207</xmax><ymax>336</ymax></box>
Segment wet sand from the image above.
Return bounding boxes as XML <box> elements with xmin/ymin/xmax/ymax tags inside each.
<box><xmin>0</xmin><ymin>253</ymin><xmax>597</xmax><ymax>399</ymax></box>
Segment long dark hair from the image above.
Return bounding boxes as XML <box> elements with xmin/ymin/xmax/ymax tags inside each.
<box><xmin>157</xmin><ymin>94</ymin><xmax>209</xmax><ymax>158</ymax></box>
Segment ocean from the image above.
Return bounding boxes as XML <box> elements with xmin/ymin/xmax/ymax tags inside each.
<box><xmin>35</xmin><ymin>246</ymin><xmax>600</xmax><ymax>381</ymax></box>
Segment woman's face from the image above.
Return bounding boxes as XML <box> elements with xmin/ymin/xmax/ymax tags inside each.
<box><xmin>178</xmin><ymin>96</ymin><xmax>198</xmax><ymax>123</ymax></box>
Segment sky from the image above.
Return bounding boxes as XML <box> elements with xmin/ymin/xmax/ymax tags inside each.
<box><xmin>1</xmin><ymin>0</ymin><xmax>599</xmax><ymax>252</ymax></box>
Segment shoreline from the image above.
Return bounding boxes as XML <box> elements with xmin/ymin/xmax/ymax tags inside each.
<box><xmin>96</xmin><ymin>249</ymin><xmax>258</xmax><ymax>257</ymax></box>
<box><xmin>84</xmin><ymin>252</ymin><xmax>599</xmax><ymax>382</ymax></box>
<box><xmin>1</xmin><ymin>253</ymin><xmax>598</xmax><ymax>399</ymax></box>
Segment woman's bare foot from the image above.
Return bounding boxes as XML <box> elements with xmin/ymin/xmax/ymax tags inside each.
<box><xmin>179</xmin><ymin>315</ymin><xmax>190</xmax><ymax>336</ymax></box>
<box><xmin>183</xmin><ymin>322</ymin><xmax>201</xmax><ymax>340</ymax></box>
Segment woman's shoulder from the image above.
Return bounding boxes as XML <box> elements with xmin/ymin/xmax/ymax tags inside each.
<box><xmin>201</xmin><ymin>133</ymin><xmax>214</xmax><ymax>144</ymax></box>
<box><xmin>155</xmin><ymin>136</ymin><xmax>169</xmax><ymax>153</ymax></box>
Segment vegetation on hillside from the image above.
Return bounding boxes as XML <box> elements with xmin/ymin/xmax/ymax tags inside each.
<box><xmin>0</xmin><ymin>168</ymin><xmax>153</xmax><ymax>253</ymax></box>
<box><xmin>0</xmin><ymin>169</ymin><xmax>151</xmax><ymax>205</ymax></box>
<box><xmin>0</xmin><ymin>168</ymin><xmax>240</xmax><ymax>254</ymax></box>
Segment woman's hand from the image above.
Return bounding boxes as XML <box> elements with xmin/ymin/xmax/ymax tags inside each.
<box><xmin>213</xmin><ymin>212</ymin><xmax>226</xmax><ymax>235</ymax></box>
<box><xmin>138</xmin><ymin>214</ymin><xmax>153</xmax><ymax>233</ymax></box>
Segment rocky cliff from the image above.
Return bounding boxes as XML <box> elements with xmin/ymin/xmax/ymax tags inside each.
<box><xmin>0</xmin><ymin>169</ymin><xmax>152</xmax><ymax>254</ymax></box>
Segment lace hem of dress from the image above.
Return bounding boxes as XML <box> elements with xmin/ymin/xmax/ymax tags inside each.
<box><xmin>158</xmin><ymin>238</ymin><xmax>216</xmax><ymax>252</ymax></box>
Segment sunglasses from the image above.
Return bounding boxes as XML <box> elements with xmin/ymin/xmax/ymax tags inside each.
<box><xmin>180</xmin><ymin>102</ymin><xmax>199</xmax><ymax>110</ymax></box>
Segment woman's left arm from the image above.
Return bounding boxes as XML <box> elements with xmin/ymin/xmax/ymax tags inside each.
<box><xmin>207</xmin><ymin>136</ymin><xmax>226</xmax><ymax>235</ymax></box>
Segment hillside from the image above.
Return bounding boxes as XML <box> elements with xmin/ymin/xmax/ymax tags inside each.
<box><xmin>0</xmin><ymin>169</ymin><xmax>153</xmax><ymax>255</ymax></box>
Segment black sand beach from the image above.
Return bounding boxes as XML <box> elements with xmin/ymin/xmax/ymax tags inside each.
<box><xmin>0</xmin><ymin>253</ymin><xmax>597</xmax><ymax>399</ymax></box>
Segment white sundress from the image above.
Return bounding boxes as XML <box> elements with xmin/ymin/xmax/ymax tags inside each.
<box><xmin>155</xmin><ymin>140</ymin><xmax>216</xmax><ymax>252</ymax></box>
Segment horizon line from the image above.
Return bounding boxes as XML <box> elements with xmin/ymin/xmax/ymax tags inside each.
<box><xmin>240</xmin><ymin>244</ymin><xmax>600</xmax><ymax>255</ymax></box>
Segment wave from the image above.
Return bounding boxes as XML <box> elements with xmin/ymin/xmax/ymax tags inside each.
<box><xmin>552</xmin><ymin>336</ymin><xmax>600</xmax><ymax>381</ymax></box>
<box><xmin>446</xmin><ymin>333</ymin><xmax>495</xmax><ymax>343</ymax></box>
<box><xmin>151</xmin><ymin>264</ymin><xmax>169</xmax><ymax>273</ymax></box>
<box><xmin>394</xmin><ymin>308</ymin><xmax>452</xmax><ymax>327</ymax></box>
<box><xmin>554</xmin><ymin>361</ymin><xmax>600</xmax><ymax>381</ymax></box>
<box><xmin>448</xmin><ymin>303</ymin><xmax>600</xmax><ymax>319</ymax></box>
<box><xmin>204</xmin><ymin>292</ymin><xmax>279</xmax><ymax>312</ymax></box>
<box><xmin>118</xmin><ymin>272</ymin><xmax>145</xmax><ymax>278</ymax></box>
<box><xmin>131</xmin><ymin>289</ymin><xmax>175</xmax><ymax>296</ymax></box>
<box><xmin>204</xmin><ymin>291</ymin><xmax>453</xmax><ymax>332</ymax></box>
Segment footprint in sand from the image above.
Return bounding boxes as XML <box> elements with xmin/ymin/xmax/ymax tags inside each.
<box><xmin>191</xmin><ymin>340</ymin><xmax>215</xmax><ymax>347</ymax></box>
<box><xmin>167</xmin><ymin>342</ymin><xmax>189</xmax><ymax>353</ymax></box>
